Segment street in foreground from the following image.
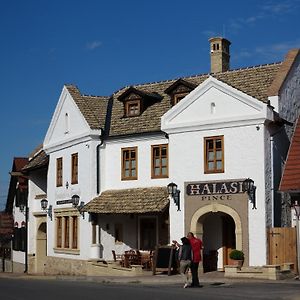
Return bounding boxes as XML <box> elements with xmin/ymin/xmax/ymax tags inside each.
<box><xmin>0</xmin><ymin>277</ymin><xmax>299</xmax><ymax>300</ymax></box>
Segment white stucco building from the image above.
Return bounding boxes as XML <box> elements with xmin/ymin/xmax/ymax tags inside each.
<box><xmin>25</xmin><ymin>37</ymin><xmax>300</xmax><ymax>275</ymax></box>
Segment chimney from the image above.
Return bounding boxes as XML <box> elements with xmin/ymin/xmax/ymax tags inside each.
<box><xmin>209</xmin><ymin>37</ymin><xmax>231</xmax><ymax>73</ymax></box>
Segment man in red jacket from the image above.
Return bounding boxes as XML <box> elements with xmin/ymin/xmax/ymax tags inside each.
<box><xmin>187</xmin><ymin>232</ymin><xmax>203</xmax><ymax>287</ymax></box>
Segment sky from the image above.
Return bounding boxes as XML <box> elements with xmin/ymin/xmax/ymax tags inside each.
<box><xmin>1</xmin><ymin>0</ymin><xmax>300</xmax><ymax>210</ymax></box>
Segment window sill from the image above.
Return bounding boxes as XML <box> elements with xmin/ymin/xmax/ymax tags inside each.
<box><xmin>53</xmin><ymin>248</ymin><xmax>80</xmax><ymax>255</ymax></box>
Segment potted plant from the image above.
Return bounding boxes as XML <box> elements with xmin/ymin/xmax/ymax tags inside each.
<box><xmin>229</xmin><ymin>249</ymin><xmax>244</xmax><ymax>269</ymax></box>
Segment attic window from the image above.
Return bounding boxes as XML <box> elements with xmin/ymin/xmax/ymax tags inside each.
<box><xmin>64</xmin><ymin>113</ymin><xmax>69</xmax><ymax>134</ymax></box>
<box><xmin>173</xmin><ymin>92</ymin><xmax>188</xmax><ymax>105</ymax></box>
<box><xmin>125</xmin><ymin>100</ymin><xmax>141</xmax><ymax>117</ymax></box>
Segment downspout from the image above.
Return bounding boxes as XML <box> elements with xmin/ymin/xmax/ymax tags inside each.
<box><xmin>96</xmin><ymin>129</ymin><xmax>104</xmax><ymax>195</ymax></box>
<box><xmin>270</xmin><ymin>136</ymin><xmax>274</xmax><ymax>227</ymax></box>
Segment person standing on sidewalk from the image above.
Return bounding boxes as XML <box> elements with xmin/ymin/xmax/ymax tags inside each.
<box><xmin>174</xmin><ymin>237</ymin><xmax>193</xmax><ymax>288</ymax></box>
<box><xmin>187</xmin><ymin>232</ymin><xmax>203</xmax><ymax>288</ymax></box>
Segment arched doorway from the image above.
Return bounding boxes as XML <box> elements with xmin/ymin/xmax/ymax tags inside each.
<box><xmin>190</xmin><ymin>204</ymin><xmax>243</xmax><ymax>272</ymax></box>
<box><xmin>36</xmin><ymin>222</ymin><xmax>47</xmax><ymax>274</ymax></box>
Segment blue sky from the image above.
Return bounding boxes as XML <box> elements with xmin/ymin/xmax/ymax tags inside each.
<box><xmin>1</xmin><ymin>0</ymin><xmax>300</xmax><ymax>209</ymax></box>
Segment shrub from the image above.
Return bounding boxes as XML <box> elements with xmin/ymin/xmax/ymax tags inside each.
<box><xmin>229</xmin><ymin>249</ymin><xmax>244</xmax><ymax>260</ymax></box>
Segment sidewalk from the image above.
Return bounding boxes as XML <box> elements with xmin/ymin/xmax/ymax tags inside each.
<box><xmin>0</xmin><ymin>271</ymin><xmax>299</xmax><ymax>285</ymax></box>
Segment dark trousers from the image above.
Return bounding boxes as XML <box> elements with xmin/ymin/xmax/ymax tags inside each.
<box><xmin>190</xmin><ymin>262</ymin><xmax>200</xmax><ymax>286</ymax></box>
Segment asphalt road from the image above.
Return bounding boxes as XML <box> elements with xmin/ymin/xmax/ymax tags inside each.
<box><xmin>0</xmin><ymin>278</ymin><xmax>299</xmax><ymax>300</ymax></box>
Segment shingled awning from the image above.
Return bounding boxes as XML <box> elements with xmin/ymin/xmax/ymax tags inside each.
<box><xmin>82</xmin><ymin>187</ymin><xmax>169</xmax><ymax>214</ymax></box>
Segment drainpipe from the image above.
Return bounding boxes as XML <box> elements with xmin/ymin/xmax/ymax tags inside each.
<box><xmin>270</xmin><ymin>136</ymin><xmax>274</xmax><ymax>227</ymax></box>
<box><xmin>96</xmin><ymin>129</ymin><xmax>104</xmax><ymax>195</ymax></box>
<box><xmin>24</xmin><ymin>200</ymin><xmax>28</xmax><ymax>273</ymax></box>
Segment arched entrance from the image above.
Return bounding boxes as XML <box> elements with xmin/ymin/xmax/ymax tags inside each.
<box><xmin>36</xmin><ymin>222</ymin><xmax>47</xmax><ymax>274</ymax></box>
<box><xmin>190</xmin><ymin>204</ymin><xmax>243</xmax><ymax>272</ymax></box>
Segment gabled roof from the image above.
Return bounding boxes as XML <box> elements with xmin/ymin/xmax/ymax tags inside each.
<box><xmin>109</xmin><ymin>63</ymin><xmax>281</xmax><ymax>137</ymax></box>
<box><xmin>65</xmin><ymin>85</ymin><xmax>110</xmax><ymax>130</ymax></box>
<box><xmin>164</xmin><ymin>78</ymin><xmax>197</xmax><ymax>94</ymax></box>
<box><xmin>82</xmin><ymin>187</ymin><xmax>169</xmax><ymax>214</ymax></box>
<box><xmin>117</xmin><ymin>86</ymin><xmax>162</xmax><ymax>102</ymax></box>
<box><xmin>22</xmin><ymin>149</ymin><xmax>48</xmax><ymax>173</ymax></box>
<box><xmin>268</xmin><ymin>49</ymin><xmax>300</xmax><ymax>96</ymax></box>
<box><xmin>6</xmin><ymin>157</ymin><xmax>28</xmax><ymax>213</ymax></box>
<box><xmin>279</xmin><ymin>116</ymin><xmax>300</xmax><ymax>193</ymax></box>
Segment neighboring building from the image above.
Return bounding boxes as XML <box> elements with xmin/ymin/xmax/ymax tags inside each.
<box><xmin>22</xmin><ymin>145</ymin><xmax>48</xmax><ymax>274</ymax></box>
<box><xmin>27</xmin><ymin>37</ymin><xmax>300</xmax><ymax>275</ymax></box>
<box><xmin>5</xmin><ymin>157</ymin><xmax>28</xmax><ymax>272</ymax></box>
<box><xmin>279</xmin><ymin>116</ymin><xmax>300</xmax><ymax>224</ymax></box>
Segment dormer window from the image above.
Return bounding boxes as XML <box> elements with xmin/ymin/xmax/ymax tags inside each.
<box><xmin>173</xmin><ymin>92</ymin><xmax>188</xmax><ymax>105</ymax></box>
<box><xmin>118</xmin><ymin>86</ymin><xmax>162</xmax><ymax>118</ymax></box>
<box><xmin>125</xmin><ymin>99</ymin><xmax>141</xmax><ymax>117</ymax></box>
<box><xmin>165</xmin><ymin>78</ymin><xmax>196</xmax><ymax>107</ymax></box>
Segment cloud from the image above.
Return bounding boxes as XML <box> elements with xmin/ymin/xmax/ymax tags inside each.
<box><xmin>86</xmin><ymin>41</ymin><xmax>102</xmax><ymax>50</ymax></box>
<box><xmin>234</xmin><ymin>39</ymin><xmax>300</xmax><ymax>62</ymax></box>
<box><xmin>260</xmin><ymin>0</ymin><xmax>299</xmax><ymax>14</ymax></box>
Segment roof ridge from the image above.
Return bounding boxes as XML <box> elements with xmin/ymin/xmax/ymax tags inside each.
<box><xmin>82</xmin><ymin>94</ymin><xmax>109</xmax><ymax>99</ymax></box>
<box><xmin>112</xmin><ymin>61</ymin><xmax>282</xmax><ymax>96</ymax></box>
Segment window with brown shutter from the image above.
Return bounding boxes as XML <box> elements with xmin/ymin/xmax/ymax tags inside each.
<box><xmin>64</xmin><ymin>216</ymin><xmax>69</xmax><ymax>248</ymax></box>
<box><xmin>72</xmin><ymin>216</ymin><xmax>78</xmax><ymax>249</ymax></box>
<box><xmin>71</xmin><ymin>153</ymin><xmax>78</xmax><ymax>184</ymax></box>
<box><xmin>56</xmin><ymin>157</ymin><xmax>63</xmax><ymax>187</ymax></box>
<box><xmin>56</xmin><ymin>217</ymin><xmax>62</xmax><ymax>248</ymax></box>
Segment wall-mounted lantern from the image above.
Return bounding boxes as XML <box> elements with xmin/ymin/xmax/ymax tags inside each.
<box><xmin>167</xmin><ymin>182</ymin><xmax>180</xmax><ymax>211</ymax></box>
<box><xmin>72</xmin><ymin>194</ymin><xmax>85</xmax><ymax>219</ymax></box>
<box><xmin>40</xmin><ymin>198</ymin><xmax>53</xmax><ymax>220</ymax></box>
<box><xmin>243</xmin><ymin>178</ymin><xmax>257</xmax><ymax>209</ymax></box>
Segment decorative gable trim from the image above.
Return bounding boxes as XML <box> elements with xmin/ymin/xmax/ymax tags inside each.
<box><xmin>43</xmin><ymin>86</ymin><xmax>98</xmax><ymax>153</ymax></box>
<box><xmin>161</xmin><ymin>76</ymin><xmax>271</xmax><ymax>134</ymax></box>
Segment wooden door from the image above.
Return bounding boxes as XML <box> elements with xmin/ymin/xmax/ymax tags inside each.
<box><xmin>268</xmin><ymin>227</ymin><xmax>297</xmax><ymax>271</ymax></box>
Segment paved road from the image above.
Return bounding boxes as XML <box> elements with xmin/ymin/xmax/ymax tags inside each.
<box><xmin>0</xmin><ymin>278</ymin><xmax>299</xmax><ymax>300</ymax></box>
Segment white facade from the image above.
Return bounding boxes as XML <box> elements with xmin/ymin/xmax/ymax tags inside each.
<box><xmin>25</xmin><ymin>48</ymin><xmax>300</xmax><ymax>275</ymax></box>
<box><xmin>42</xmin><ymin>86</ymin><xmax>103</xmax><ymax>262</ymax></box>
<box><xmin>162</xmin><ymin>77</ymin><xmax>276</xmax><ymax>266</ymax></box>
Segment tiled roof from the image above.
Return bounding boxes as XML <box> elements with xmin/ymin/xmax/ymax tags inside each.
<box><xmin>109</xmin><ymin>63</ymin><xmax>281</xmax><ymax>136</ymax></box>
<box><xmin>22</xmin><ymin>149</ymin><xmax>48</xmax><ymax>172</ymax></box>
<box><xmin>82</xmin><ymin>187</ymin><xmax>169</xmax><ymax>214</ymax></box>
<box><xmin>268</xmin><ymin>49</ymin><xmax>300</xmax><ymax>96</ymax></box>
<box><xmin>279</xmin><ymin>117</ymin><xmax>300</xmax><ymax>192</ymax></box>
<box><xmin>14</xmin><ymin>157</ymin><xmax>29</xmax><ymax>172</ymax></box>
<box><xmin>65</xmin><ymin>85</ymin><xmax>110</xmax><ymax>130</ymax></box>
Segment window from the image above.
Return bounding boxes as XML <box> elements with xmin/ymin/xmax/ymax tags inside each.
<box><xmin>64</xmin><ymin>216</ymin><xmax>70</xmax><ymax>248</ymax></box>
<box><xmin>204</xmin><ymin>136</ymin><xmax>224</xmax><ymax>173</ymax></box>
<box><xmin>173</xmin><ymin>92</ymin><xmax>188</xmax><ymax>105</ymax></box>
<box><xmin>56</xmin><ymin>157</ymin><xmax>63</xmax><ymax>187</ymax></box>
<box><xmin>55</xmin><ymin>212</ymin><xmax>79</xmax><ymax>253</ymax></box>
<box><xmin>125</xmin><ymin>100</ymin><xmax>140</xmax><ymax>117</ymax></box>
<box><xmin>121</xmin><ymin>147</ymin><xmax>138</xmax><ymax>180</ymax></box>
<box><xmin>72</xmin><ymin>216</ymin><xmax>78</xmax><ymax>249</ymax></box>
<box><xmin>114</xmin><ymin>223</ymin><xmax>123</xmax><ymax>243</ymax></box>
<box><xmin>64</xmin><ymin>113</ymin><xmax>69</xmax><ymax>134</ymax></box>
<box><xmin>56</xmin><ymin>217</ymin><xmax>62</xmax><ymax>248</ymax></box>
<box><xmin>151</xmin><ymin>144</ymin><xmax>168</xmax><ymax>178</ymax></box>
<box><xmin>71</xmin><ymin>153</ymin><xmax>78</xmax><ymax>184</ymax></box>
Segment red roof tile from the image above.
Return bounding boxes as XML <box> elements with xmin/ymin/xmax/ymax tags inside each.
<box><xmin>279</xmin><ymin>117</ymin><xmax>300</xmax><ymax>192</ymax></box>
